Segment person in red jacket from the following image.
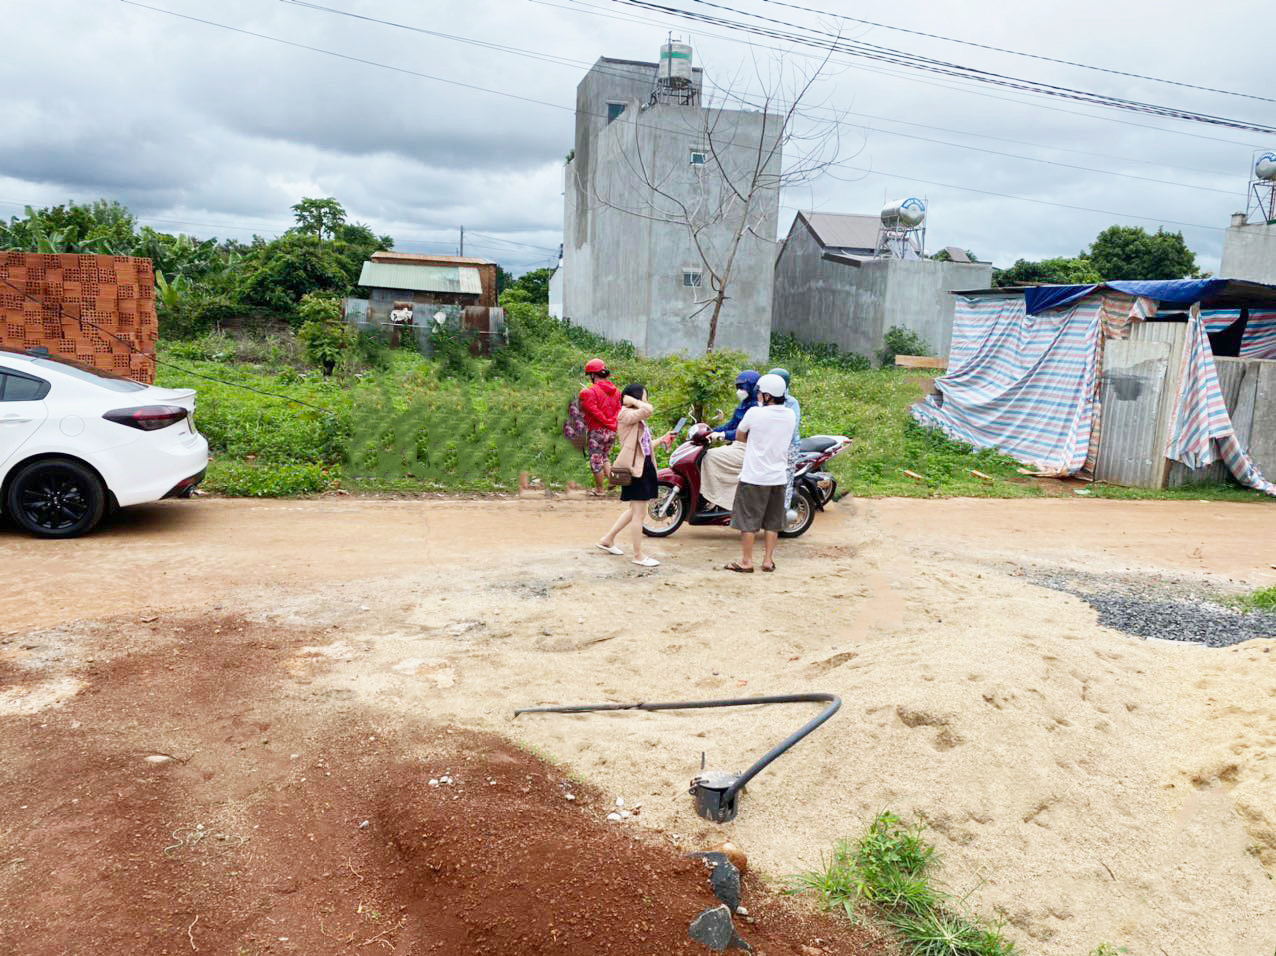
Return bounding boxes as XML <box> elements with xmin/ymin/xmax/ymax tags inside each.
<box><xmin>580</xmin><ymin>358</ymin><xmax>621</xmax><ymax>496</ymax></box>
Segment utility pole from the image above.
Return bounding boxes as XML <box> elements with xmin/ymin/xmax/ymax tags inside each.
<box><xmin>459</xmin><ymin>226</ymin><xmax>464</xmax><ymax>257</ymax></box>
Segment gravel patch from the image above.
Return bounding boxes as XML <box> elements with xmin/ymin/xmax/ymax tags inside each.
<box><xmin>1026</xmin><ymin>570</ymin><xmax>1276</xmax><ymax>648</ymax></box>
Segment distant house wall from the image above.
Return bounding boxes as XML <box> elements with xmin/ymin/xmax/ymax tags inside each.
<box><xmin>548</xmin><ymin>267</ymin><xmax>563</xmax><ymax>319</ymax></box>
<box><xmin>366</xmin><ymin>286</ymin><xmax>480</xmax><ymax>325</ymax></box>
<box><xmin>772</xmin><ymin>222</ymin><xmax>990</xmax><ymax>361</ymax></box>
<box><xmin>1220</xmin><ymin>222</ymin><xmax>1276</xmax><ymax>284</ymax></box>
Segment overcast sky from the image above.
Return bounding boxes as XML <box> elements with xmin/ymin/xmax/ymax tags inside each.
<box><xmin>4</xmin><ymin>0</ymin><xmax>1273</xmax><ymax>274</ymax></box>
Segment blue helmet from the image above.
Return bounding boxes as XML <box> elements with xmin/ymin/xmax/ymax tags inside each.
<box><xmin>734</xmin><ymin>369</ymin><xmax>760</xmax><ymax>393</ymax></box>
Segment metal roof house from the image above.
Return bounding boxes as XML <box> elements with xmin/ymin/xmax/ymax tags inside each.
<box><xmin>349</xmin><ymin>253</ymin><xmax>507</xmax><ymax>356</ymax></box>
<box><xmin>772</xmin><ymin>211</ymin><xmax>992</xmax><ymax>362</ymax></box>
<box><xmin>912</xmin><ymin>279</ymin><xmax>1276</xmax><ymax>494</ymax></box>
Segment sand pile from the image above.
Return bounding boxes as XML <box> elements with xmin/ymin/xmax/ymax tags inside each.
<box><xmin>252</xmin><ymin>500</ymin><xmax>1276</xmax><ymax>955</ymax></box>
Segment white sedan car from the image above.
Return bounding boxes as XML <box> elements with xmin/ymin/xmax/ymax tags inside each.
<box><xmin>0</xmin><ymin>348</ymin><xmax>209</xmax><ymax>538</ymax></box>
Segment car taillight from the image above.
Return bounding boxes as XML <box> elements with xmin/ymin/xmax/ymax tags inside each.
<box><xmin>103</xmin><ymin>405</ymin><xmax>189</xmax><ymax>431</ymax></box>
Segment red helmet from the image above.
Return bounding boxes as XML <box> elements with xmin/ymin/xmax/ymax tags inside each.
<box><xmin>584</xmin><ymin>358</ymin><xmax>608</xmax><ymax>375</ymax></box>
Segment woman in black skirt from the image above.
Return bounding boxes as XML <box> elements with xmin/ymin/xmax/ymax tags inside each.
<box><xmin>596</xmin><ymin>383</ymin><xmax>665</xmax><ymax>567</ymax></box>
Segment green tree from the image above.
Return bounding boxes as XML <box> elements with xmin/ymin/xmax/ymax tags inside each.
<box><xmin>332</xmin><ymin>221</ymin><xmax>392</xmax><ymax>290</ymax></box>
<box><xmin>0</xmin><ymin>200</ymin><xmax>136</xmax><ymax>254</ymax></box>
<box><xmin>1085</xmin><ymin>225</ymin><xmax>1199</xmax><ymax>280</ymax></box>
<box><xmin>503</xmin><ymin>267</ymin><xmax>554</xmax><ymax>304</ymax></box>
<box><xmin>993</xmin><ymin>256</ymin><xmax>1103</xmax><ymax>287</ymax></box>
<box><xmin>290</xmin><ymin>197</ymin><xmax>347</xmax><ymax>240</ymax></box>
<box><xmin>238</xmin><ymin>233</ymin><xmax>349</xmax><ymax>316</ymax></box>
<box><xmin>929</xmin><ymin>248</ymin><xmax>979</xmax><ymax>263</ymax></box>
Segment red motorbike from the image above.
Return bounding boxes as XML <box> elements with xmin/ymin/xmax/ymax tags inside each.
<box><xmin>642</xmin><ymin>422</ymin><xmax>852</xmax><ymax>538</ymax></box>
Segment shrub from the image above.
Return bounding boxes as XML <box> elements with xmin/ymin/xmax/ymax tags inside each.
<box><xmin>429</xmin><ymin>321</ymin><xmax>478</xmax><ymax>379</ymax></box>
<box><xmin>296</xmin><ymin>292</ymin><xmax>352</xmax><ymax>375</ymax></box>
<box><xmin>669</xmin><ymin>349</ymin><xmax>747</xmax><ymax>422</ymax></box>
<box><xmin>770</xmin><ymin>333</ymin><xmax>871</xmax><ymax>373</ymax></box>
<box><xmin>204</xmin><ymin>461</ymin><xmax>330</xmax><ymax>497</ymax></box>
<box><xmin>879</xmin><ymin>326</ymin><xmax>933</xmax><ymax>367</ymax></box>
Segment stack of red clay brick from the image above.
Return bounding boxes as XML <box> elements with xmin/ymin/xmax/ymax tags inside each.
<box><xmin>0</xmin><ymin>252</ymin><xmax>158</xmax><ymax>384</ymax></box>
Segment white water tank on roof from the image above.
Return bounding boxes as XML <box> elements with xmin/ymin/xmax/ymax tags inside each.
<box><xmin>881</xmin><ymin>198</ymin><xmax>926</xmax><ymax>228</ymax></box>
<box><xmin>660</xmin><ymin>41</ymin><xmax>693</xmax><ymax>86</ymax></box>
<box><xmin>1256</xmin><ymin>152</ymin><xmax>1276</xmax><ymax>182</ymax></box>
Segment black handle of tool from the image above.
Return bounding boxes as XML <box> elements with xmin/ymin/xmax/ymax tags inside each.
<box><xmin>514</xmin><ymin>693</ymin><xmax>842</xmax><ymax>801</ymax></box>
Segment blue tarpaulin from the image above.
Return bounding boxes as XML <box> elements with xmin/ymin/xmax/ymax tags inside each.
<box><xmin>1023</xmin><ymin>279</ymin><xmax>1231</xmax><ymax>314</ymax></box>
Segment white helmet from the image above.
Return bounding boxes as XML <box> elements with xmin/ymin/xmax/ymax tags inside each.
<box><xmin>757</xmin><ymin>373</ymin><xmax>787</xmax><ymax>399</ymax></box>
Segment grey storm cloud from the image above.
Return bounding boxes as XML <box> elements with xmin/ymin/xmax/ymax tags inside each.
<box><xmin>2</xmin><ymin>0</ymin><xmax>1272</xmax><ymax>273</ymax></box>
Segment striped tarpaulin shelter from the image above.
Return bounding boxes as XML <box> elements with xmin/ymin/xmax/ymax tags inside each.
<box><xmin>1202</xmin><ymin>309</ymin><xmax>1276</xmax><ymax>359</ymax></box>
<box><xmin>1168</xmin><ymin>306</ymin><xmax>1276</xmax><ymax>495</ymax></box>
<box><xmin>911</xmin><ymin>293</ymin><xmax>1101</xmax><ymax>475</ymax></box>
<box><xmin>912</xmin><ymin>280</ymin><xmax>1276</xmax><ymax>496</ymax></box>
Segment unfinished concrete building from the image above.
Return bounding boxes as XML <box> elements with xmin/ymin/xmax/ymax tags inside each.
<box><xmin>771</xmin><ymin>210</ymin><xmax>992</xmax><ymax>362</ymax></box>
<box><xmin>560</xmin><ymin>46</ymin><xmax>780</xmax><ymax>358</ymax></box>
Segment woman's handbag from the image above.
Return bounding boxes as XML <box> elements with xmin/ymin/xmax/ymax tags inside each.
<box><xmin>609</xmin><ymin>426</ymin><xmax>641</xmax><ymax>487</ymax></box>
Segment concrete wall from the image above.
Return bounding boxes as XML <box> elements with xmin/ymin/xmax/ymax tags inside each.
<box><xmin>561</xmin><ymin>59</ymin><xmax>776</xmax><ymax>359</ymax></box>
<box><xmin>1220</xmin><ymin>222</ymin><xmax>1276</xmax><ymax>283</ymax></box>
<box><xmin>548</xmin><ymin>267</ymin><xmax>563</xmax><ymax>319</ymax></box>
<box><xmin>772</xmin><ymin>222</ymin><xmax>991</xmax><ymax>361</ymax></box>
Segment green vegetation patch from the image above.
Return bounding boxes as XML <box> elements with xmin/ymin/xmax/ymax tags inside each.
<box><xmin>792</xmin><ymin>811</ymin><xmax>1017</xmax><ymax>956</ymax></box>
<box><xmin>1230</xmin><ymin>585</ymin><xmax>1276</xmax><ymax>613</ymax></box>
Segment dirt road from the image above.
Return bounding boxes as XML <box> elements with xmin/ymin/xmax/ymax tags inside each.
<box><xmin>2</xmin><ymin>495</ymin><xmax>1274</xmax><ymax>955</ymax></box>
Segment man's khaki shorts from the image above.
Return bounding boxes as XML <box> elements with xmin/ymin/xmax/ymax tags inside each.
<box><xmin>732</xmin><ymin>481</ymin><xmax>785</xmax><ymax>533</ymax></box>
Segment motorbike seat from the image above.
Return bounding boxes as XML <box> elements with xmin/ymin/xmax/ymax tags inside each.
<box><xmin>798</xmin><ymin>435</ymin><xmax>839</xmax><ymax>454</ymax></box>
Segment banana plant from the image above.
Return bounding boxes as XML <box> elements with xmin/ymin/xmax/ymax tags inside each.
<box><xmin>154</xmin><ymin>270</ymin><xmax>192</xmax><ymax>312</ymax></box>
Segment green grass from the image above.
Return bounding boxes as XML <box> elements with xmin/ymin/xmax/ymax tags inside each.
<box><xmin>158</xmin><ymin>314</ymin><xmax>1265</xmax><ymax>502</ymax></box>
<box><xmin>792</xmin><ymin>812</ymin><xmax>1017</xmax><ymax>956</ymax></box>
<box><xmin>1230</xmin><ymin>585</ymin><xmax>1276</xmax><ymax>613</ymax></box>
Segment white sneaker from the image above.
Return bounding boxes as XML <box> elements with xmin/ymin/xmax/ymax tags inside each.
<box><xmin>632</xmin><ymin>556</ymin><xmax>660</xmax><ymax>568</ymax></box>
<box><xmin>596</xmin><ymin>543</ymin><xmax>623</xmax><ymax>555</ymax></box>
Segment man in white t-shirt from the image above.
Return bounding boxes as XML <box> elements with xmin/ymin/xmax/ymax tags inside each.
<box><xmin>725</xmin><ymin>373</ymin><xmax>796</xmax><ymax>573</ymax></box>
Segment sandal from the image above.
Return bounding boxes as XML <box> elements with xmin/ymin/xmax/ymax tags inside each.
<box><xmin>724</xmin><ymin>562</ymin><xmax>754</xmax><ymax>573</ymax></box>
<box><xmin>761</xmin><ymin>563</ymin><xmax>776</xmax><ymax>572</ymax></box>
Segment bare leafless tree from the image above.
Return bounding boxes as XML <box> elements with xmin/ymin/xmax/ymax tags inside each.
<box><xmin>583</xmin><ymin>48</ymin><xmax>854</xmax><ymax>352</ymax></box>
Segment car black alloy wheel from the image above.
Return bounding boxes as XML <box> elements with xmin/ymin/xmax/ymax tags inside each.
<box><xmin>6</xmin><ymin>458</ymin><xmax>106</xmax><ymax>539</ymax></box>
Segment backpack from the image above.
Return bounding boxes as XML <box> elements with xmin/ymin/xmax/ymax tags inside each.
<box><xmin>564</xmin><ymin>395</ymin><xmax>589</xmax><ymax>453</ymax></box>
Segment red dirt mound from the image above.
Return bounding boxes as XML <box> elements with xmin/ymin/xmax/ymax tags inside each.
<box><xmin>0</xmin><ymin>615</ymin><xmax>884</xmax><ymax>955</ymax></box>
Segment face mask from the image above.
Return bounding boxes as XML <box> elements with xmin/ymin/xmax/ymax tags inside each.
<box><xmin>736</xmin><ymin>388</ymin><xmax>749</xmax><ymax>401</ymax></box>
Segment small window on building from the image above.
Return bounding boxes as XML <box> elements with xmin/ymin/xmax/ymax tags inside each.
<box><xmin>689</xmin><ymin>149</ymin><xmax>707</xmax><ymax>166</ymax></box>
<box><xmin>682</xmin><ymin>269</ymin><xmax>703</xmax><ymax>289</ymax></box>
<box><xmin>606</xmin><ymin>102</ymin><xmax>626</xmax><ymax>124</ymax></box>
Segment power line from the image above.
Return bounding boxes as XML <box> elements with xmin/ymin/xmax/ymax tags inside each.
<box><xmin>278</xmin><ymin>0</ymin><xmax>1243</xmax><ymax>196</ymax></box>
<box><xmin>117</xmin><ymin>1</ymin><xmax>1257</xmax><ymax>237</ymax></box>
<box><xmin>706</xmin><ymin>86</ymin><xmax>1241</xmax><ymax>197</ymax></box>
<box><xmin>536</xmin><ymin>0</ymin><xmax>1266</xmax><ymax>150</ymax></box>
<box><xmin>601</xmin><ymin>0</ymin><xmax>1276</xmax><ymax>135</ymax></box>
<box><xmin>746</xmin><ymin>0</ymin><xmax>1275</xmax><ymax>105</ymax></box>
